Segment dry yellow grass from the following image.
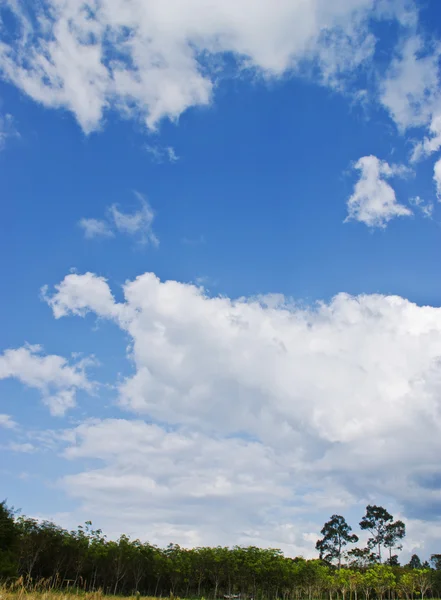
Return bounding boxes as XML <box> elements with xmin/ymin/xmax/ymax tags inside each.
<box><xmin>0</xmin><ymin>585</ymin><xmax>161</xmax><ymax>600</ymax></box>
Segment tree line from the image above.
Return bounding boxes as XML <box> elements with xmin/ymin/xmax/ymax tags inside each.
<box><xmin>1</xmin><ymin>501</ymin><xmax>440</xmax><ymax>598</ymax></box>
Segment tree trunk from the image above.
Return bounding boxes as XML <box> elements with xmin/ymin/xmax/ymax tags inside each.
<box><xmin>154</xmin><ymin>576</ymin><xmax>161</xmax><ymax>597</ymax></box>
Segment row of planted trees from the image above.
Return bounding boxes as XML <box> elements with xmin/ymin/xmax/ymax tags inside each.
<box><xmin>1</xmin><ymin>502</ymin><xmax>440</xmax><ymax>598</ymax></box>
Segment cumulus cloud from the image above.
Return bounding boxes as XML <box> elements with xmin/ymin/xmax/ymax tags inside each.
<box><xmin>2</xmin><ymin>0</ymin><xmax>441</xmax><ymax>182</ymax></box>
<box><xmin>0</xmin><ymin>344</ymin><xmax>94</xmax><ymax>416</ymax></box>
<box><xmin>43</xmin><ymin>270</ymin><xmax>441</xmax><ymax>542</ymax></box>
<box><xmin>79</xmin><ymin>193</ymin><xmax>158</xmax><ymax>245</ymax></box>
<box><xmin>43</xmin><ymin>272</ymin><xmax>117</xmax><ymax>319</ymax></box>
<box><xmin>345</xmin><ymin>155</ymin><xmax>412</xmax><ymax>227</ymax></box>
<box><xmin>0</xmin><ymin>0</ymin><xmax>416</xmax><ymax>133</ymax></box>
<box><xmin>380</xmin><ymin>36</ymin><xmax>441</xmax><ymax>132</ymax></box>
<box><xmin>59</xmin><ymin>417</ymin><xmax>315</xmax><ymax>552</ymax></box>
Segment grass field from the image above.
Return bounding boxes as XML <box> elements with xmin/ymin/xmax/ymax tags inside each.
<box><xmin>3</xmin><ymin>589</ymin><xmax>441</xmax><ymax>600</ymax></box>
<box><xmin>0</xmin><ymin>590</ymin><xmax>161</xmax><ymax>600</ymax></box>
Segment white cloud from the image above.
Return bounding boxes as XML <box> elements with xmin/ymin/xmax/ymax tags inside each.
<box><xmin>0</xmin><ymin>413</ymin><xmax>17</xmax><ymax>429</ymax></box>
<box><xmin>43</xmin><ymin>270</ymin><xmax>441</xmax><ymax>542</ymax></box>
<box><xmin>59</xmin><ymin>417</ymin><xmax>314</xmax><ymax>552</ymax></box>
<box><xmin>409</xmin><ymin>196</ymin><xmax>433</xmax><ymax>218</ymax></box>
<box><xmin>2</xmin><ymin>0</ymin><xmax>440</xmax><ymax>174</ymax></box>
<box><xmin>166</xmin><ymin>147</ymin><xmax>179</xmax><ymax>162</ymax></box>
<box><xmin>0</xmin><ymin>0</ymin><xmax>412</xmax><ymax>133</ymax></box>
<box><xmin>411</xmin><ymin>114</ymin><xmax>441</xmax><ymax>162</ymax></box>
<box><xmin>435</xmin><ymin>157</ymin><xmax>441</xmax><ymax>199</ymax></box>
<box><xmin>144</xmin><ymin>145</ymin><xmax>163</xmax><ymax>163</ymax></box>
<box><xmin>79</xmin><ymin>218</ymin><xmax>114</xmax><ymax>239</ymax></box>
<box><xmin>145</xmin><ymin>144</ymin><xmax>179</xmax><ymax>163</ymax></box>
<box><xmin>109</xmin><ymin>194</ymin><xmax>159</xmax><ymax>246</ymax></box>
<box><xmin>380</xmin><ymin>36</ymin><xmax>441</xmax><ymax>132</ymax></box>
<box><xmin>0</xmin><ymin>113</ymin><xmax>18</xmax><ymax>149</ymax></box>
<box><xmin>2</xmin><ymin>0</ymin><xmax>440</xmax><ymax>182</ymax></box>
<box><xmin>43</xmin><ymin>272</ymin><xmax>117</xmax><ymax>319</ymax></box>
<box><xmin>43</xmin><ymin>389</ymin><xmax>78</xmax><ymax>417</ymax></box>
<box><xmin>8</xmin><ymin>442</ymin><xmax>36</xmax><ymax>453</ymax></box>
<box><xmin>345</xmin><ymin>155</ymin><xmax>412</xmax><ymax>227</ymax></box>
<box><xmin>0</xmin><ymin>344</ymin><xmax>94</xmax><ymax>416</ymax></box>
<box><xmin>79</xmin><ymin>194</ymin><xmax>159</xmax><ymax>246</ymax></box>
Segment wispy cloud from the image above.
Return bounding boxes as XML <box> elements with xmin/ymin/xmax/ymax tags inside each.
<box><xmin>8</xmin><ymin>442</ymin><xmax>36</xmax><ymax>453</ymax></box>
<box><xmin>194</xmin><ymin>275</ymin><xmax>218</xmax><ymax>289</ymax></box>
<box><xmin>435</xmin><ymin>158</ymin><xmax>441</xmax><ymax>200</ymax></box>
<box><xmin>79</xmin><ymin>193</ymin><xmax>159</xmax><ymax>246</ymax></box>
<box><xmin>79</xmin><ymin>218</ymin><xmax>114</xmax><ymax>239</ymax></box>
<box><xmin>145</xmin><ymin>144</ymin><xmax>179</xmax><ymax>163</ymax></box>
<box><xmin>166</xmin><ymin>147</ymin><xmax>179</xmax><ymax>162</ymax></box>
<box><xmin>411</xmin><ymin>115</ymin><xmax>441</xmax><ymax>163</ymax></box>
<box><xmin>0</xmin><ymin>414</ymin><xmax>17</xmax><ymax>429</ymax></box>
<box><xmin>182</xmin><ymin>235</ymin><xmax>206</xmax><ymax>246</ymax></box>
<box><xmin>409</xmin><ymin>196</ymin><xmax>434</xmax><ymax>219</ymax></box>
<box><xmin>109</xmin><ymin>193</ymin><xmax>159</xmax><ymax>246</ymax></box>
<box><xmin>0</xmin><ymin>113</ymin><xmax>19</xmax><ymax>150</ymax></box>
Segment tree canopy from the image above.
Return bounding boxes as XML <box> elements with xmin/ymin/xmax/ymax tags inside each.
<box><xmin>315</xmin><ymin>515</ymin><xmax>358</xmax><ymax>569</ymax></box>
<box><xmin>0</xmin><ymin>501</ymin><xmax>440</xmax><ymax>599</ymax></box>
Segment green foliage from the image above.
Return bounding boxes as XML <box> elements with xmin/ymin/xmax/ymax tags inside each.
<box><xmin>0</xmin><ymin>501</ymin><xmax>19</xmax><ymax>578</ymax></box>
<box><xmin>359</xmin><ymin>505</ymin><xmax>405</xmax><ymax>564</ymax></box>
<box><xmin>384</xmin><ymin>520</ymin><xmax>405</xmax><ymax>563</ymax></box>
<box><xmin>0</xmin><ymin>500</ymin><xmax>437</xmax><ymax>600</ymax></box>
<box><xmin>398</xmin><ymin>568</ymin><xmax>433</xmax><ymax>600</ymax></box>
<box><xmin>363</xmin><ymin>564</ymin><xmax>396</xmax><ymax>600</ymax></box>
<box><xmin>315</xmin><ymin>515</ymin><xmax>358</xmax><ymax>569</ymax></box>
<box><xmin>346</xmin><ymin>547</ymin><xmax>378</xmax><ymax>569</ymax></box>
<box><xmin>408</xmin><ymin>555</ymin><xmax>423</xmax><ymax>569</ymax></box>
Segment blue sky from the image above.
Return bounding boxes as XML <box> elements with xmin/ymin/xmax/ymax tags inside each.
<box><xmin>1</xmin><ymin>0</ymin><xmax>441</xmax><ymax>559</ymax></box>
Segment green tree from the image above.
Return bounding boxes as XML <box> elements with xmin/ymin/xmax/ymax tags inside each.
<box><xmin>413</xmin><ymin>568</ymin><xmax>432</xmax><ymax>600</ymax></box>
<box><xmin>1</xmin><ymin>503</ymin><xmax>440</xmax><ymax>600</ymax></box>
<box><xmin>364</xmin><ymin>565</ymin><xmax>396</xmax><ymax>600</ymax></box>
<box><xmin>0</xmin><ymin>501</ymin><xmax>18</xmax><ymax>578</ymax></box>
<box><xmin>347</xmin><ymin>547</ymin><xmax>378</xmax><ymax>568</ymax></box>
<box><xmin>359</xmin><ymin>571</ymin><xmax>373</xmax><ymax>600</ymax></box>
<box><xmin>335</xmin><ymin>568</ymin><xmax>352</xmax><ymax>600</ymax></box>
<box><xmin>348</xmin><ymin>570</ymin><xmax>364</xmax><ymax>600</ymax></box>
<box><xmin>15</xmin><ymin>516</ymin><xmax>47</xmax><ymax>582</ymax></box>
<box><xmin>398</xmin><ymin>571</ymin><xmax>417</xmax><ymax>600</ymax></box>
<box><xmin>316</xmin><ymin>515</ymin><xmax>358</xmax><ymax>569</ymax></box>
<box><xmin>360</xmin><ymin>506</ymin><xmax>394</xmax><ymax>562</ymax></box>
<box><xmin>297</xmin><ymin>559</ymin><xmax>328</xmax><ymax>600</ymax></box>
<box><xmin>407</xmin><ymin>554</ymin><xmax>422</xmax><ymax>569</ymax></box>
<box><xmin>430</xmin><ymin>554</ymin><xmax>441</xmax><ymax>570</ymax></box>
<box><xmin>384</xmin><ymin>520</ymin><xmax>405</xmax><ymax>564</ymax></box>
